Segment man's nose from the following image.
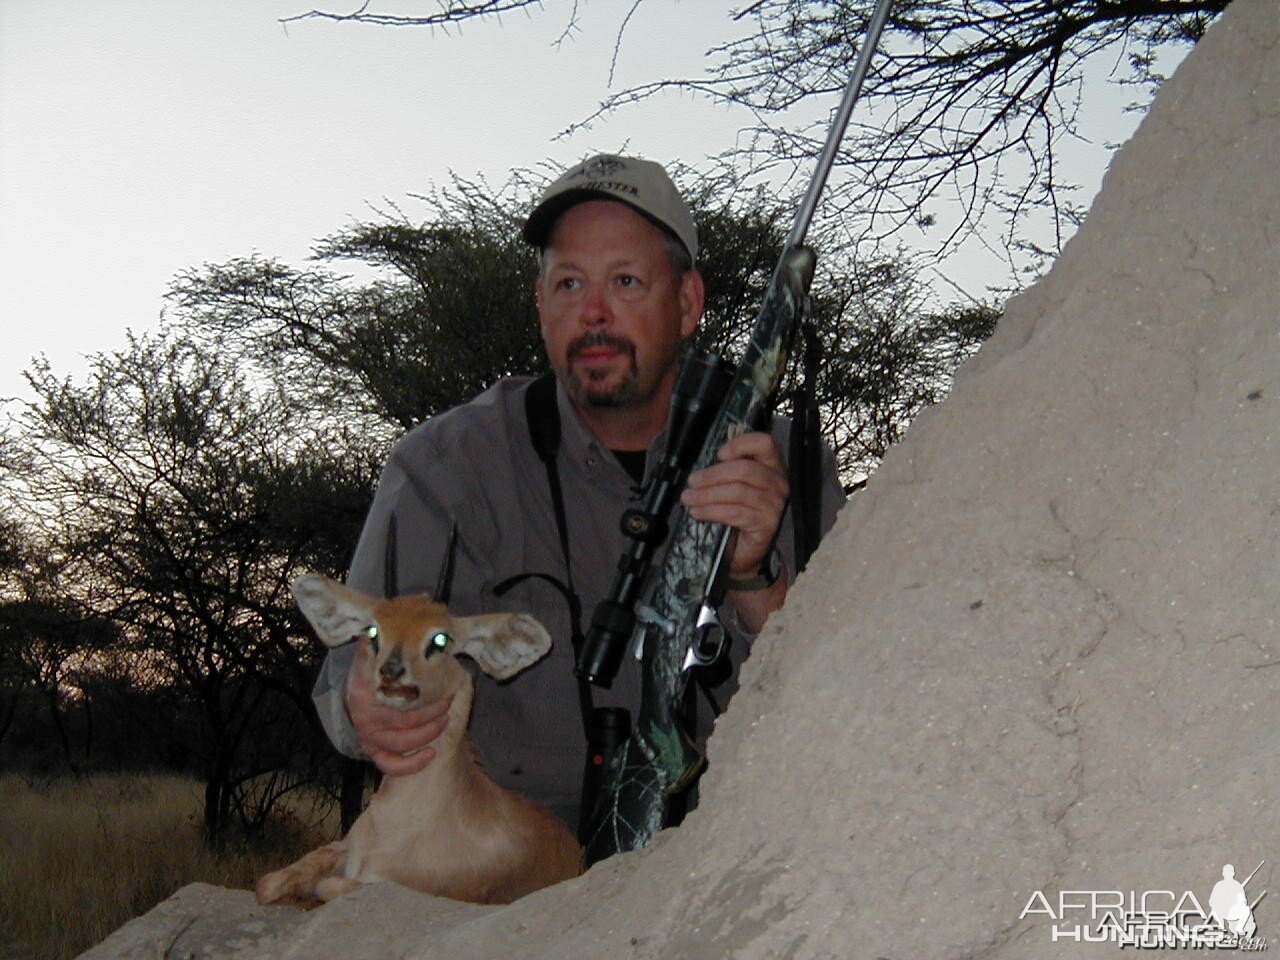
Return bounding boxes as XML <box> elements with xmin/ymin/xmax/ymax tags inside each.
<box><xmin>579</xmin><ymin>281</ymin><xmax>611</xmax><ymax>327</ymax></box>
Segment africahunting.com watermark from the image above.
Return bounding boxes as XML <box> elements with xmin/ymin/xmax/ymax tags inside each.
<box><xmin>1021</xmin><ymin>861</ymin><xmax>1268</xmax><ymax>950</ymax></box>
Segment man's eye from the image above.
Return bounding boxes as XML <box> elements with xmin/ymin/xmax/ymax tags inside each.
<box><xmin>617</xmin><ymin>274</ymin><xmax>638</xmax><ymax>287</ymax></box>
<box><xmin>556</xmin><ymin>277</ymin><xmax>580</xmax><ymax>292</ymax></box>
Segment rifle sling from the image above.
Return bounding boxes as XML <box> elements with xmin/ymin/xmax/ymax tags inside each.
<box><xmin>789</xmin><ymin>311</ymin><xmax>825</xmax><ymax>574</ymax></box>
<box><xmin>498</xmin><ymin>372</ymin><xmax>596</xmax><ymax>738</ymax></box>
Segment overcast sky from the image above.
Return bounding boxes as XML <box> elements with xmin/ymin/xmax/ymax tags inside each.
<box><xmin>0</xmin><ymin>1</ymin><xmax>1173</xmax><ymax>406</ymax></box>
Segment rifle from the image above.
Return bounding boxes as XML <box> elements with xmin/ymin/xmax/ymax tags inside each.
<box><xmin>576</xmin><ymin>0</ymin><xmax>896</xmax><ymax>864</ymax></box>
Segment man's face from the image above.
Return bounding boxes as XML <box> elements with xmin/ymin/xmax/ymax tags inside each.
<box><xmin>535</xmin><ymin>200</ymin><xmax>702</xmax><ymax>413</ymax></box>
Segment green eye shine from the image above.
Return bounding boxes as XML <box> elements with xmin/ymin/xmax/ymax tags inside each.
<box><xmin>429</xmin><ymin>631</ymin><xmax>450</xmax><ymax>651</ymax></box>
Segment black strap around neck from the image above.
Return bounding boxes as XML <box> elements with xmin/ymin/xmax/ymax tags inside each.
<box><xmin>525</xmin><ymin>374</ymin><xmax>577</xmax><ymax>600</ymax></box>
<box><xmin>493</xmin><ymin>373</ymin><xmax>594</xmax><ymax>734</ymax></box>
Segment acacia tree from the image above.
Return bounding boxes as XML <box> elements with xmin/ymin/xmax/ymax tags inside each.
<box><xmin>7</xmin><ymin>335</ymin><xmax>378</xmax><ymax>842</ymax></box>
<box><xmin>288</xmin><ymin>0</ymin><xmax>1229</xmax><ymax>276</ymax></box>
<box><xmin>0</xmin><ymin>504</ymin><xmax>23</xmax><ymax>749</ymax></box>
<box><xmin>0</xmin><ymin>593</ymin><xmax>119</xmax><ymax>772</ymax></box>
<box><xmin>169</xmin><ymin>180</ymin><xmax>544</xmax><ymax>434</ymax></box>
<box><xmin>0</xmin><ymin>504</ymin><xmax>116</xmax><ymax>769</ymax></box>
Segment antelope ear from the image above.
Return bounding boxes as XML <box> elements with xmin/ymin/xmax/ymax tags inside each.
<box><xmin>291</xmin><ymin>574</ymin><xmax>377</xmax><ymax>649</ymax></box>
<box><xmin>453</xmin><ymin>613</ymin><xmax>552</xmax><ymax>680</ymax></box>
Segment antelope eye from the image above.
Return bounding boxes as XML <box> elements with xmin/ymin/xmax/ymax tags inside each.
<box><xmin>429</xmin><ymin>630</ymin><xmax>450</xmax><ymax>652</ymax></box>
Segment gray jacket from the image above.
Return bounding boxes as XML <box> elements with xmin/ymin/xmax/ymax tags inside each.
<box><xmin>313</xmin><ymin>376</ymin><xmax>844</xmax><ymax>823</ymax></box>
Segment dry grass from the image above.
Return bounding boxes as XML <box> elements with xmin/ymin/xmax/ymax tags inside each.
<box><xmin>0</xmin><ymin>773</ymin><xmax>339</xmax><ymax>960</ymax></box>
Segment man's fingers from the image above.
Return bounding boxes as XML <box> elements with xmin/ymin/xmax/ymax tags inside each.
<box><xmin>684</xmin><ymin>432</ymin><xmax>788</xmax><ymax>498</ymax></box>
<box><xmin>680</xmin><ymin>430</ymin><xmax>789</xmax><ymax>576</ymax></box>
<box><xmin>682</xmin><ymin>463</ymin><xmax>788</xmax><ymax>525</ymax></box>
<box><xmin>366</xmin><ymin>695</ymin><xmax>453</xmax><ymax>730</ymax></box>
<box><xmin>683</xmin><ymin>476</ymin><xmax>786</xmax><ymax>510</ymax></box>
<box><xmin>357</xmin><ymin>708</ymin><xmax>449</xmax><ymax>776</ymax></box>
<box><xmin>686</xmin><ymin>461</ymin><xmax>786</xmax><ymax>498</ymax></box>
<box><xmin>368</xmin><ymin>744</ymin><xmax>436</xmax><ymax>777</ymax></box>
<box><xmin>359</xmin><ymin>710</ymin><xmax>450</xmax><ymax>754</ymax></box>
<box><xmin>717</xmin><ymin>431</ymin><xmax>785</xmax><ymax>468</ymax></box>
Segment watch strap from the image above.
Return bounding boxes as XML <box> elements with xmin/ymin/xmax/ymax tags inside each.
<box><xmin>726</xmin><ymin>549</ymin><xmax>783</xmax><ymax>592</ymax></box>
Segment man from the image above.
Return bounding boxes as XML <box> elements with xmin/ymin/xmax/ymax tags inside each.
<box><xmin>313</xmin><ymin>154</ymin><xmax>844</xmax><ymax>826</ymax></box>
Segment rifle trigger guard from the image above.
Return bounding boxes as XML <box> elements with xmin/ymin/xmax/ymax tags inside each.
<box><xmin>683</xmin><ymin>604</ymin><xmax>727</xmax><ymax>672</ymax></box>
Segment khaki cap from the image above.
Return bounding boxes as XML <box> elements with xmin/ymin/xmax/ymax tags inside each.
<box><xmin>522</xmin><ymin>154</ymin><xmax>698</xmax><ymax>261</ymax></box>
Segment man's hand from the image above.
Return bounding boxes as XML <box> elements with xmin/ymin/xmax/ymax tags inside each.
<box><xmin>681</xmin><ymin>431</ymin><xmax>789</xmax><ymax>633</ymax></box>
<box><xmin>346</xmin><ymin>638</ymin><xmax>451</xmax><ymax>776</ymax></box>
<box><xmin>681</xmin><ymin>431</ymin><xmax>788</xmax><ymax>577</ymax></box>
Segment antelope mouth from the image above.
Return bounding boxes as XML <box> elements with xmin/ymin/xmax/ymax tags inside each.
<box><xmin>377</xmin><ymin>682</ymin><xmax>421</xmax><ymax>705</ymax></box>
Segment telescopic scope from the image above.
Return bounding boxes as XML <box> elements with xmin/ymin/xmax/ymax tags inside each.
<box><xmin>575</xmin><ymin>348</ymin><xmax>735</xmax><ymax>687</ymax></box>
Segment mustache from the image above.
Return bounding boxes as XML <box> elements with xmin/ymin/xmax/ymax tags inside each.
<box><xmin>567</xmin><ymin>331</ymin><xmax>637</xmax><ymax>361</ymax></box>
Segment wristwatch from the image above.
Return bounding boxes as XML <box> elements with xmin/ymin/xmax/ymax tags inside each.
<box><xmin>726</xmin><ymin>548</ymin><xmax>783</xmax><ymax>592</ymax></box>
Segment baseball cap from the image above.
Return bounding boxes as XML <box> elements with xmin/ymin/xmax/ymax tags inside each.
<box><xmin>522</xmin><ymin>154</ymin><xmax>698</xmax><ymax>262</ymax></box>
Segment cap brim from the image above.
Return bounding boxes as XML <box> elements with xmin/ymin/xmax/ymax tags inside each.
<box><xmin>522</xmin><ymin>189</ymin><xmax>617</xmax><ymax>249</ymax></box>
<box><xmin>522</xmin><ymin>189</ymin><xmax>692</xmax><ymax>260</ymax></box>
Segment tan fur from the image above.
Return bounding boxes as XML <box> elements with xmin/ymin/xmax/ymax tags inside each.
<box><xmin>256</xmin><ymin>577</ymin><xmax>582</xmax><ymax>906</ymax></box>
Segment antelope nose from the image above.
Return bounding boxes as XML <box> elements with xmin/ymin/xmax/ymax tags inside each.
<box><xmin>379</xmin><ymin>655</ymin><xmax>405</xmax><ymax>681</ymax></box>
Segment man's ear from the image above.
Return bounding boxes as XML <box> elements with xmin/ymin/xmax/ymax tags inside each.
<box><xmin>453</xmin><ymin>612</ymin><xmax>552</xmax><ymax>681</ymax></box>
<box><xmin>679</xmin><ymin>268</ymin><xmax>705</xmax><ymax>339</ymax></box>
<box><xmin>291</xmin><ymin>574</ymin><xmax>377</xmax><ymax>649</ymax></box>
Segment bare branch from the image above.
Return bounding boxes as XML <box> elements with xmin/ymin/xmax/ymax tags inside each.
<box><xmin>608</xmin><ymin>0</ymin><xmax>647</xmax><ymax>88</ymax></box>
<box><xmin>282</xmin><ymin>0</ymin><xmax>546</xmax><ymax>28</ymax></box>
<box><xmin>569</xmin><ymin>0</ymin><xmax>1230</xmax><ymax>260</ymax></box>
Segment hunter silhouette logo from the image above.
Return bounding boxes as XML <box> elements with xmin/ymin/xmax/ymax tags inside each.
<box><xmin>1208</xmin><ymin>862</ymin><xmax>1266</xmax><ymax>940</ymax></box>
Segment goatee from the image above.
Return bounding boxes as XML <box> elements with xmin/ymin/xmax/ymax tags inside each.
<box><xmin>566</xmin><ymin>331</ymin><xmax>640</xmax><ymax>408</ymax></box>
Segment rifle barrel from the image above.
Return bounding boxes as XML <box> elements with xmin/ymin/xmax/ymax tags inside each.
<box><xmin>786</xmin><ymin>0</ymin><xmax>896</xmax><ymax>250</ymax></box>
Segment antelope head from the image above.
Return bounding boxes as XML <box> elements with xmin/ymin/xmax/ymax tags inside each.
<box><xmin>291</xmin><ymin>573</ymin><xmax>553</xmax><ymax>708</ymax></box>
